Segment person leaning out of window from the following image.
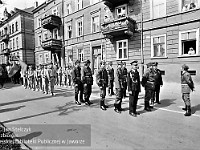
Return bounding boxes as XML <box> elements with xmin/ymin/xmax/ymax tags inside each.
<box><xmin>188</xmin><ymin>47</ymin><xmax>195</xmax><ymax>55</ymax></box>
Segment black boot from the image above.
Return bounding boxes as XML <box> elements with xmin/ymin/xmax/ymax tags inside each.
<box><xmin>144</xmin><ymin>101</ymin><xmax>151</xmax><ymax>111</ymax></box>
<box><xmin>75</xmin><ymin>95</ymin><xmax>81</xmax><ymax>105</ymax></box>
<box><xmin>100</xmin><ymin>101</ymin><xmax>106</xmax><ymax>110</ymax></box>
<box><xmin>182</xmin><ymin>105</ymin><xmax>187</xmax><ymax>111</ymax></box>
<box><xmin>103</xmin><ymin>99</ymin><xmax>108</xmax><ymax>108</ymax></box>
<box><xmin>184</xmin><ymin>106</ymin><xmax>191</xmax><ymax>116</ymax></box>
<box><xmin>114</xmin><ymin>103</ymin><xmax>121</xmax><ymax>113</ymax></box>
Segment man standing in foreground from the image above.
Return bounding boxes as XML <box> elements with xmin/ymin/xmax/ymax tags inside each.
<box><xmin>47</xmin><ymin>62</ymin><xmax>57</xmax><ymax>96</ymax></box>
<box><xmin>107</xmin><ymin>61</ymin><xmax>115</xmax><ymax>96</ymax></box>
<box><xmin>181</xmin><ymin>64</ymin><xmax>194</xmax><ymax>116</ymax></box>
<box><xmin>82</xmin><ymin>60</ymin><xmax>93</xmax><ymax>106</ymax></box>
<box><xmin>96</xmin><ymin>60</ymin><xmax>108</xmax><ymax>110</ymax></box>
<box><xmin>127</xmin><ymin>60</ymin><xmax>141</xmax><ymax>117</ymax></box>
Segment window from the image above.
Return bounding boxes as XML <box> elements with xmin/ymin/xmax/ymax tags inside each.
<box><xmin>179</xmin><ymin>29</ymin><xmax>199</xmax><ymax>55</ymax></box>
<box><xmin>115</xmin><ymin>4</ymin><xmax>127</xmax><ymax>19</ymax></box>
<box><xmin>53</xmin><ymin>29</ymin><xmax>58</xmax><ymax>39</ymax></box>
<box><xmin>52</xmin><ymin>7</ymin><xmax>58</xmax><ymax>16</ymax></box>
<box><xmin>66</xmin><ymin>3</ymin><xmax>72</xmax><ymax>15</ymax></box>
<box><xmin>116</xmin><ymin>39</ymin><xmax>128</xmax><ymax>60</ymax></box>
<box><xmin>43</xmin><ymin>31</ymin><xmax>48</xmax><ymax>40</ymax></box>
<box><xmin>38</xmin><ymin>18</ymin><xmax>41</xmax><ymax>28</ymax></box>
<box><xmin>12</xmin><ymin>24</ymin><xmax>14</xmax><ymax>33</ymax></box>
<box><xmin>78</xmin><ymin>49</ymin><xmax>84</xmax><ymax>62</ymax></box>
<box><xmin>13</xmin><ymin>39</ymin><xmax>15</xmax><ymax>50</ymax></box>
<box><xmin>66</xmin><ymin>23</ymin><xmax>72</xmax><ymax>39</ymax></box>
<box><xmin>39</xmin><ymin>54</ymin><xmax>43</xmax><ymax>64</ymax></box>
<box><xmin>10</xmin><ymin>40</ymin><xmax>12</xmax><ymax>50</ymax></box>
<box><xmin>44</xmin><ymin>53</ymin><xmax>49</xmax><ymax>63</ymax></box>
<box><xmin>9</xmin><ymin>26</ymin><xmax>11</xmax><ymax>34</ymax></box>
<box><xmin>151</xmin><ymin>35</ymin><xmax>166</xmax><ymax>57</ymax></box>
<box><xmin>77</xmin><ymin>0</ymin><xmax>83</xmax><ymax>10</ymax></box>
<box><xmin>151</xmin><ymin>0</ymin><xmax>166</xmax><ymax>19</ymax></box>
<box><xmin>16</xmin><ymin>37</ymin><xmax>19</xmax><ymax>49</ymax></box>
<box><xmin>76</xmin><ymin>18</ymin><xmax>83</xmax><ymax>37</ymax></box>
<box><xmin>182</xmin><ymin>0</ymin><xmax>199</xmax><ymax>12</ymax></box>
<box><xmin>15</xmin><ymin>22</ymin><xmax>18</xmax><ymax>31</ymax></box>
<box><xmin>91</xmin><ymin>15</ymin><xmax>100</xmax><ymax>33</ymax></box>
<box><xmin>90</xmin><ymin>0</ymin><xmax>100</xmax><ymax>5</ymax></box>
<box><xmin>38</xmin><ymin>35</ymin><xmax>42</xmax><ymax>46</ymax></box>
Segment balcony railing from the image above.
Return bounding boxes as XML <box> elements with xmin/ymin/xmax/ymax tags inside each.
<box><xmin>2</xmin><ymin>48</ymin><xmax>10</xmax><ymax>56</ymax></box>
<box><xmin>42</xmin><ymin>39</ymin><xmax>62</xmax><ymax>51</ymax></box>
<box><xmin>103</xmin><ymin>0</ymin><xmax>130</xmax><ymax>10</ymax></box>
<box><xmin>101</xmin><ymin>17</ymin><xmax>135</xmax><ymax>38</ymax></box>
<box><xmin>41</xmin><ymin>15</ymin><xmax>62</xmax><ymax>30</ymax></box>
<box><xmin>1</xmin><ymin>34</ymin><xmax>9</xmax><ymax>43</ymax></box>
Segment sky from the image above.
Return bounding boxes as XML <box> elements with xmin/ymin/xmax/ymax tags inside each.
<box><xmin>0</xmin><ymin>0</ymin><xmax>46</xmax><ymax>17</ymax></box>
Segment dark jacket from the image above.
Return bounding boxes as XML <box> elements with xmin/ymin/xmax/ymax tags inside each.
<box><xmin>127</xmin><ymin>69</ymin><xmax>141</xmax><ymax>92</ymax></box>
<box><xmin>96</xmin><ymin>67</ymin><xmax>108</xmax><ymax>87</ymax></box>
<box><xmin>154</xmin><ymin>68</ymin><xmax>163</xmax><ymax>86</ymax></box>
<box><xmin>122</xmin><ymin>67</ymin><xmax>128</xmax><ymax>82</ymax></box>
<box><xmin>82</xmin><ymin>66</ymin><xmax>93</xmax><ymax>85</ymax></box>
<box><xmin>181</xmin><ymin>71</ymin><xmax>194</xmax><ymax>91</ymax></box>
<box><xmin>107</xmin><ymin>66</ymin><xmax>114</xmax><ymax>80</ymax></box>
<box><xmin>141</xmin><ymin>68</ymin><xmax>156</xmax><ymax>90</ymax></box>
<box><xmin>72</xmin><ymin>66</ymin><xmax>82</xmax><ymax>85</ymax></box>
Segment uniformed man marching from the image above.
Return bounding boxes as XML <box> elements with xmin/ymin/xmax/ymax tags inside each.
<box><xmin>127</xmin><ymin>60</ymin><xmax>141</xmax><ymax>117</ymax></box>
<box><xmin>181</xmin><ymin>64</ymin><xmax>194</xmax><ymax>116</ymax></box>
<box><xmin>96</xmin><ymin>60</ymin><xmax>108</xmax><ymax>110</ymax></box>
<box><xmin>122</xmin><ymin>62</ymin><xmax>128</xmax><ymax>98</ymax></box>
<box><xmin>114</xmin><ymin>61</ymin><xmax>124</xmax><ymax>113</ymax></box>
<box><xmin>35</xmin><ymin>64</ymin><xmax>42</xmax><ymax>91</ymax></box>
<box><xmin>82</xmin><ymin>60</ymin><xmax>93</xmax><ymax>106</ymax></box>
<box><xmin>72</xmin><ymin>60</ymin><xmax>83</xmax><ymax>105</ymax></box>
<box><xmin>152</xmin><ymin>62</ymin><xmax>163</xmax><ymax>104</ymax></box>
<box><xmin>47</xmin><ymin>62</ymin><xmax>57</xmax><ymax>96</ymax></box>
<box><xmin>141</xmin><ymin>62</ymin><xmax>156</xmax><ymax>111</ymax></box>
<box><xmin>27</xmin><ymin>65</ymin><xmax>34</xmax><ymax>90</ymax></box>
<box><xmin>107</xmin><ymin>61</ymin><xmax>115</xmax><ymax>96</ymax></box>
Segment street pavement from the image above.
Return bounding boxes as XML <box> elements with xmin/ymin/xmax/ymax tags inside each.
<box><xmin>0</xmin><ymin>82</ymin><xmax>200</xmax><ymax>150</ymax></box>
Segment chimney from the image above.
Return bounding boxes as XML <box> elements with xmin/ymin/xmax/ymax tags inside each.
<box><xmin>34</xmin><ymin>1</ymin><xmax>38</xmax><ymax>8</ymax></box>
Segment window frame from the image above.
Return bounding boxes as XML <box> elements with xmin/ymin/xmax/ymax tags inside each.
<box><xmin>116</xmin><ymin>39</ymin><xmax>128</xmax><ymax>60</ymax></box>
<box><xmin>52</xmin><ymin>7</ymin><xmax>58</xmax><ymax>16</ymax></box>
<box><xmin>151</xmin><ymin>34</ymin><xmax>167</xmax><ymax>58</ymax></box>
<box><xmin>91</xmin><ymin>15</ymin><xmax>100</xmax><ymax>33</ymax></box>
<box><xmin>66</xmin><ymin>22</ymin><xmax>72</xmax><ymax>39</ymax></box>
<box><xmin>16</xmin><ymin>37</ymin><xmax>19</xmax><ymax>49</ymax></box>
<box><xmin>76</xmin><ymin>17</ymin><xmax>84</xmax><ymax>37</ymax></box>
<box><xmin>76</xmin><ymin>0</ymin><xmax>83</xmax><ymax>11</ymax></box>
<box><xmin>180</xmin><ymin>0</ymin><xmax>199</xmax><ymax>12</ymax></box>
<box><xmin>179</xmin><ymin>28</ymin><xmax>199</xmax><ymax>56</ymax></box>
<box><xmin>66</xmin><ymin>3</ymin><xmax>72</xmax><ymax>15</ymax></box>
<box><xmin>150</xmin><ymin>0</ymin><xmax>166</xmax><ymax>19</ymax></box>
<box><xmin>77</xmin><ymin>49</ymin><xmax>84</xmax><ymax>62</ymax></box>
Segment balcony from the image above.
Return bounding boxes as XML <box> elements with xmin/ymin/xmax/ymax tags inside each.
<box><xmin>103</xmin><ymin>0</ymin><xmax>130</xmax><ymax>10</ymax></box>
<box><xmin>101</xmin><ymin>17</ymin><xmax>135</xmax><ymax>38</ymax></box>
<box><xmin>41</xmin><ymin>15</ymin><xmax>62</xmax><ymax>30</ymax></box>
<box><xmin>1</xmin><ymin>34</ymin><xmax>9</xmax><ymax>43</ymax></box>
<box><xmin>42</xmin><ymin>39</ymin><xmax>62</xmax><ymax>52</ymax></box>
<box><xmin>2</xmin><ymin>48</ymin><xmax>10</xmax><ymax>56</ymax></box>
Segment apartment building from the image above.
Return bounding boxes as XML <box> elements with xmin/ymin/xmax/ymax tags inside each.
<box><xmin>0</xmin><ymin>7</ymin><xmax>35</xmax><ymax>65</ymax></box>
<box><xmin>33</xmin><ymin>0</ymin><xmax>64</xmax><ymax>67</ymax></box>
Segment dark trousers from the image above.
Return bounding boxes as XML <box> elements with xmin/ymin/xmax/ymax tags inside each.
<box><xmin>75</xmin><ymin>83</ymin><xmax>83</xmax><ymax>102</ymax></box>
<box><xmin>152</xmin><ymin>85</ymin><xmax>160</xmax><ymax>103</ymax></box>
<box><xmin>129</xmin><ymin>91</ymin><xmax>139</xmax><ymax>113</ymax></box>
<box><xmin>83</xmin><ymin>84</ymin><xmax>92</xmax><ymax>102</ymax></box>
<box><xmin>115</xmin><ymin>88</ymin><xmax>123</xmax><ymax>109</ymax></box>
<box><xmin>100</xmin><ymin>87</ymin><xmax>106</xmax><ymax>99</ymax></box>
<box><xmin>0</xmin><ymin>77</ymin><xmax>5</xmax><ymax>87</ymax></box>
<box><xmin>123</xmin><ymin>82</ymin><xmax>127</xmax><ymax>97</ymax></box>
<box><xmin>145</xmin><ymin>89</ymin><xmax>154</xmax><ymax>107</ymax></box>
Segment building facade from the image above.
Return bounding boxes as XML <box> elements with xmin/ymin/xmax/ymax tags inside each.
<box><xmin>0</xmin><ymin>7</ymin><xmax>35</xmax><ymax>65</ymax></box>
<box><xmin>33</xmin><ymin>0</ymin><xmax>64</xmax><ymax>67</ymax></box>
<box><xmin>34</xmin><ymin>0</ymin><xmax>200</xmax><ymax>83</ymax></box>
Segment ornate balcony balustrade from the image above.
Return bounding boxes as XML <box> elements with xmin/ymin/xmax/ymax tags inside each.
<box><xmin>42</xmin><ymin>39</ymin><xmax>62</xmax><ymax>52</ymax></box>
<box><xmin>41</xmin><ymin>15</ymin><xmax>62</xmax><ymax>30</ymax></box>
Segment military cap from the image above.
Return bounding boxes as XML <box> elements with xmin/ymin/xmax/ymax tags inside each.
<box><xmin>130</xmin><ymin>60</ymin><xmax>138</xmax><ymax>65</ymax></box>
<box><xmin>100</xmin><ymin>60</ymin><xmax>106</xmax><ymax>65</ymax></box>
<box><xmin>146</xmin><ymin>62</ymin><xmax>152</xmax><ymax>67</ymax></box>
<box><xmin>84</xmin><ymin>59</ymin><xmax>91</xmax><ymax>64</ymax></box>
<box><xmin>154</xmin><ymin>62</ymin><xmax>158</xmax><ymax>66</ymax></box>
<box><xmin>75</xmin><ymin>60</ymin><xmax>81</xmax><ymax>65</ymax></box>
<box><xmin>182</xmin><ymin>64</ymin><xmax>189</xmax><ymax>70</ymax></box>
<box><xmin>117</xmin><ymin>61</ymin><xmax>122</xmax><ymax>65</ymax></box>
<box><xmin>108</xmin><ymin>61</ymin><xmax>113</xmax><ymax>65</ymax></box>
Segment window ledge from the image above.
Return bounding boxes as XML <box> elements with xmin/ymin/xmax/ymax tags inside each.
<box><xmin>151</xmin><ymin>57</ymin><xmax>168</xmax><ymax>59</ymax></box>
<box><xmin>177</xmin><ymin>54</ymin><xmax>200</xmax><ymax>58</ymax></box>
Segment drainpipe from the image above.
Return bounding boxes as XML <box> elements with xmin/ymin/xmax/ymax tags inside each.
<box><xmin>61</xmin><ymin>0</ymin><xmax>65</xmax><ymax>68</ymax></box>
<box><xmin>140</xmin><ymin>0</ymin><xmax>144</xmax><ymax>75</ymax></box>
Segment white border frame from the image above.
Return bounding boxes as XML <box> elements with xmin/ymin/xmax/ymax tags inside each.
<box><xmin>150</xmin><ymin>0</ymin><xmax>166</xmax><ymax>19</ymax></box>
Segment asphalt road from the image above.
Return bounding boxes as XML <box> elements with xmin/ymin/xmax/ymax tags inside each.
<box><xmin>0</xmin><ymin>82</ymin><xmax>200</xmax><ymax>150</ymax></box>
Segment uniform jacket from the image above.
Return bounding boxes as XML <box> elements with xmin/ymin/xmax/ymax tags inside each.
<box><xmin>154</xmin><ymin>68</ymin><xmax>163</xmax><ymax>86</ymax></box>
<box><xmin>96</xmin><ymin>67</ymin><xmax>108</xmax><ymax>87</ymax></box>
<box><xmin>141</xmin><ymin>68</ymin><xmax>156</xmax><ymax>90</ymax></box>
<box><xmin>107</xmin><ymin>66</ymin><xmax>114</xmax><ymax>80</ymax></box>
<box><xmin>82</xmin><ymin>66</ymin><xmax>93</xmax><ymax>85</ymax></box>
<box><xmin>28</xmin><ymin>69</ymin><xmax>34</xmax><ymax>78</ymax></box>
<box><xmin>115</xmin><ymin>68</ymin><xmax>124</xmax><ymax>89</ymax></box>
<box><xmin>72</xmin><ymin>66</ymin><xmax>82</xmax><ymax>85</ymax></box>
<box><xmin>127</xmin><ymin>69</ymin><xmax>141</xmax><ymax>92</ymax></box>
<box><xmin>47</xmin><ymin>68</ymin><xmax>57</xmax><ymax>80</ymax></box>
<box><xmin>181</xmin><ymin>71</ymin><xmax>194</xmax><ymax>91</ymax></box>
<box><xmin>122</xmin><ymin>67</ymin><xmax>128</xmax><ymax>82</ymax></box>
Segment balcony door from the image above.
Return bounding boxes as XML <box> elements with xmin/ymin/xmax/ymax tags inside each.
<box><xmin>92</xmin><ymin>46</ymin><xmax>102</xmax><ymax>74</ymax></box>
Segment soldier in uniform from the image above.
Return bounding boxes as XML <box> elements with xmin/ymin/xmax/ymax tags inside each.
<box><xmin>181</xmin><ymin>64</ymin><xmax>194</xmax><ymax>116</ymax></box>
<box><xmin>107</xmin><ymin>61</ymin><xmax>115</xmax><ymax>96</ymax></box>
<box><xmin>46</xmin><ymin>62</ymin><xmax>57</xmax><ymax>96</ymax></box>
<box><xmin>35</xmin><ymin>65</ymin><xmax>42</xmax><ymax>91</ymax></box>
<box><xmin>72</xmin><ymin>60</ymin><xmax>83</xmax><ymax>105</ymax></box>
<box><xmin>82</xmin><ymin>60</ymin><xmax>93</xmax><ymax>106</ymax></box>
<box><xmin>127</xmin><ymin>60</ymin><xmax>141</xmax><ymax>117</ymax></box>
<box><xmin>141</xmin><ymin>62</ymin><xmax>156</xmax><ymax>111</ymax></box>
<box><xmin>122</xmin><ymin>62</ymin><xmax>128</xmax><ymax>98</ymax></box>
<box><xmin>27</xmin><ymin>65</ymin><xmax>34</xmax><ymax>90</ymax></box>
<box><xmin>152</xmin><ymin>62</ymin><xmax>163</xmax><ymax>104</ymax></box>
<box><xmin>96</xmin><ymin>60</ymin><xmax>108</xmax><ymax>110</ymax></box>
<box><xmin>114</xmin><ymin>61</ymin><xmax>124</xmax><ymax>113</ymax></box>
